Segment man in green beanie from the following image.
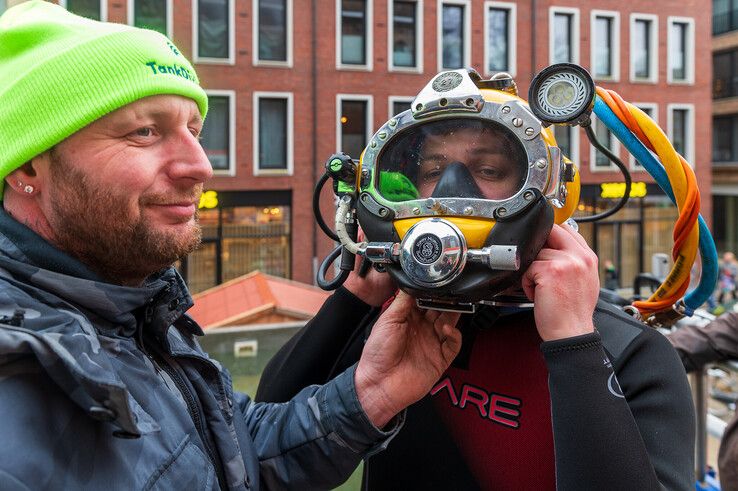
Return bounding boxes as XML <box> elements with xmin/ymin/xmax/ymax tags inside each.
<box><xmin>0</xmin><ymin>2</ymin><xmax>462</xmax><ymax>490</ymax></box>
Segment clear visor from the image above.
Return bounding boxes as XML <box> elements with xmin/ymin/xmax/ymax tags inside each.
<box><xmin>376</xmin><ymin>118</ymin><xmax>529</xmax><ymax>203</ymax></box>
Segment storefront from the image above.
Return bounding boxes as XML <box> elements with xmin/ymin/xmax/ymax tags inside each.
<box><xmin>180</xmin><ymin>190</ymin><xmax>292</xmax><ymax>294</ymax></box>
<box><xmin>575</xmin><ymin>183</ymin><xmax>678</xmax><ymax>293</ymax></box>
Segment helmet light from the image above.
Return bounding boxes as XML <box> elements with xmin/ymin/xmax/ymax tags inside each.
<box><xmin>528</xmin><ymin>64</ymin><xmax>595</xmax><ymax>126</ymax></box>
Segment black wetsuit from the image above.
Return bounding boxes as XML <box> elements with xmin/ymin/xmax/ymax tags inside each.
<box><xmin>256</xmin><ymin>287</ymin><xmax>695</xmax><ymax>490</ymax></box>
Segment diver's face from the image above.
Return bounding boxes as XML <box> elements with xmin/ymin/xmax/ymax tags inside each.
<box><xmin>417</xmin><ymin>127</ymin><xmax>525</xmax><ymax>199</ymax></box>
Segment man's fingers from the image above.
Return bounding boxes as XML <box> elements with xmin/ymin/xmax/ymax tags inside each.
<box><xmin>545</xmin><ymin>224</ymin><xmax>585</xmax><ymax>252</ymax></box>
<box><xmin>559</xmin><ymin>221</ymin><xmax>590</xmax><ymax>249</ymax></box>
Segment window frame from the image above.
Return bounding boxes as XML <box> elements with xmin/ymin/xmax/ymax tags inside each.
<box><xmin>336</xmin><ymin>0</ymin><xmax>374</xmax><ymax>71</ymax></box>
<box><xmin>484</xmin><ymin>1</ymin><xmax>516</xmax><ymax>77</ymax></box>
<box><xmin>253</xmin><ymin>91</ymin><xmax>294</xmax><ymax>176</ymax></box>
<box><xmin>253</xmin><ymin>0</ymin><xmax>294</xmax><ymax>68</ymax></box>
<box><xmin>589</xmin><ymin>10</ymin><xmax>619</xmax><ymax>82</ymax></box>
<box><xmin>388</xmin><ymin>95</ymin><xmax>415</xmax><ymax>117</ymax></box>
<box><xmin>204</xmin><ymin>89</ymin><xmax>237</xmax><ymax>177</ymax></box>
<box><xmin>589</xmin><ymin>116</ymin><xmax>621</xmax><ymax>173</ymax></box>
<box><xmin>548</xmin><ymin>6</ymin><xmax>580</xmax><ymax>65</ymax></box>
<box><xmin>437</xmin><ymin>0</ymin><xmax>471</xmax><ymax>72</ymax></box>
<box><xmin>336</xmin><ymin>94</ymin><xmax>374</xmax><ymax>154</ymax></box>
<box><xmin>667</xmin><ymin>16</ymin><xmax>695</xmax><ymax>84</ymax></box>
<box><xmin>387</xmin><ymin>0</ymin><xmax>423</xmax><ymax>73</ymax></box>
<box><xmin>667</xmin><ymin>103</ymin><xmax>695</xmax><ymax>167</ymax></box>
<box><xmin>192</xmin><ymin>0</ymin><xmax>235</xmax><ymax>65</ymax></box>
<box><xmin>629</xmin><ymin>13</ymin><xmax>659</xmax><ymax>83</ymax></box>
<box><xmin>128</xmin><ymin>0</ymin><xmax>173</xmax><ymax>39</ymax></box>
<box><xmin>58</xmin><ymin>0</ymin><xmax>108</xmax><ymax>20</ymax></box>
<box><xmin>628</xmin><ymin>103</ymin><xmax>658</xmax><ymax>170</ymax></box>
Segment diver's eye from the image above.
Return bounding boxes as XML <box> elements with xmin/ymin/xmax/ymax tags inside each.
<box><xmin>475</xmin><ymin>165</ymin><xmax>508</xmax><ymax>180</ymax></box>
<box><xmin>420</xmin><ymin>165</ymin><xmax>444</xmax><ymax>182</ymax></box>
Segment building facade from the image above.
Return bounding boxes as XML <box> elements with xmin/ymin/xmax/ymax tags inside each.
<box><xmin>713</xmin><ymin>0</ymin><xmax>738</xmax><ymax>255</ymax></box>
<box><xmin>6</xmin><ymin>0</ymin><xmax>711</xmax><ymax>293</ymax></box>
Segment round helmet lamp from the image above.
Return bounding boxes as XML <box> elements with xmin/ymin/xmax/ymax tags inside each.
<box><xmin>528</xmin><ymin>63</ymin><xmax>595</xmax><ymax>126</ymax></box>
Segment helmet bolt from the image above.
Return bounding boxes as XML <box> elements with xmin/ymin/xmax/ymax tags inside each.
<box><xmin>496</xmin><ymin>207</ymin><xmax>508</xmax><ymax>218</ymax></box>
<box><xmin>463</xmin><ymin>206</ymin><xmax>474</xmax><ymax>215</ymax></box>
<box><xmin>379</xmin><ymin>208</ymin><xmax>388</xmax><ymax>217</ymax></box>
<box><xmin>525</xmin><ymin>127</ymin><xmax>535</xmax><ymax>136</ymax></box>
<box><xmin>512</xmin><ymin>118</ymin><xmax>523</xmax><ymax>127</ymax></box>
<box><xmin>536</xmin><ymin>158</ymin><xmax>547</xmax><ymax>169</ymax></box>
<box><xmin>523</xmin><ymin>191</ymin><xmax>535</xmax><ymax>201</ymax></box>
<box><xmin>501</xmin><ymin>106</ymin><xmax>511</xmax><ymax>114</ymax></box>
<box><xmin>412</xmin><ymin>207</ymin><xmax>421</xmax><ymax>215</ymax></box>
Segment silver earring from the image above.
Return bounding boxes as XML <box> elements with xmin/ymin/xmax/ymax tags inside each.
<box><xmin>23</xmin><ymin>185</ymin><xmax>34</xmax><ymax>194</ymax></box>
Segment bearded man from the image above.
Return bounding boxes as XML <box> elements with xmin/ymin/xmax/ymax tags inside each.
<box><xmin>0</xmin><ymin>3</ymin><xmax>462</xmax><ymax>490</ymax></box>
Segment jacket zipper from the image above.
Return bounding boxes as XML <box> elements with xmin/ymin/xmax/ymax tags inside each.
<box><xmin>142</xmin><ymin>300</ymin><xmax>229</xmax><ymax>490</ymax></box>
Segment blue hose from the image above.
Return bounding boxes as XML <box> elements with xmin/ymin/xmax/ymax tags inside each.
<box><xmin>592</xmin><ymin>97</ymin><xmax>718</xmax><ymax>313</ymax></box>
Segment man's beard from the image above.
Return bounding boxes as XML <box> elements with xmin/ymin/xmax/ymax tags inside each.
<box><xmin>47</xmin><ymin>150</ymin><xmax>203</xmax><ymax>285</ymax></box>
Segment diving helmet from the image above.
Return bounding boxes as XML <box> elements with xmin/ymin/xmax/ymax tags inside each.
<box><xmin>330</xmin><ymin>68</ymin><xmax>582</xmax><ymax>312</ymax></box>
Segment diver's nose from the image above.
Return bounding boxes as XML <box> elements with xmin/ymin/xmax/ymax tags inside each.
<box><xmin>431</xmin><ymin>162</ymin><xmax>484</xmax><ymax>199</ymax></box>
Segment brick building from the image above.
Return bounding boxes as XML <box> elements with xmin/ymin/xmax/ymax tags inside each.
<box><xmin>712</xmin><ymin>0</ymin><xmax>738</xmax><ymax>255</ymax></box>
<box><xmin>5</xmin><ymin>0</ymin><xmax>711</xmax><ymax>293</ymax></box>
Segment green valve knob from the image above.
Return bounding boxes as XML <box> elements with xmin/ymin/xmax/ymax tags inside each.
<box><xmin>329</xmin><ymin>158</ymin><xmax>343</xmax><ymax>172</ymax></box>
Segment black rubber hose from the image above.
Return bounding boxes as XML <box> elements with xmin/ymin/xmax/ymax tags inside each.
<box><xmin>577</xmin><ymin>124</ymin><xmax>632</xmax><ymax>223</ymax></box>
<box><xmin>317</xmin><ymin>245</ymin><xmax>350</xmax><ymax>290</ymax></box>
<box><xmin>314</xmin><ymin>172</ymin><xmax>340</xmax><ymax>241</ymax></box>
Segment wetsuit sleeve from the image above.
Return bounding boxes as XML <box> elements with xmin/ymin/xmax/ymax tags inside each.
<box><xmin>668</xmin><ymin>312</ymin><xmax>738</xmax><ymax>372</ymax></box>
<box><xmin>541</xmin><ymin>327</ymin><xmax>694</xmax><ymax>491</ymax></box>
<box><xmin>255</xmin><ymin>286</ymin><xmax>377</xmax><ymax>402</ymax></box>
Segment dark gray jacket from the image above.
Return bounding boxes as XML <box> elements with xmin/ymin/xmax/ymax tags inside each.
<box><xmin>0</xmin><ymin>210</ymin><xmax>400</xmax><ymax>491</ymax></box>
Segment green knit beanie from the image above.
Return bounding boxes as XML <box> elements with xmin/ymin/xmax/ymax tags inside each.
<box><xmin>0</xmin><ymin>0</ymin><xmax>209</xmax><ymax>196</ymax></box>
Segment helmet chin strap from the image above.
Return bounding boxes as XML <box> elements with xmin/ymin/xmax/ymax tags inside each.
<box><xmin>481</xmin><ymin>286</ymin><xmax>534</xmax><ymax>308</ymax></box>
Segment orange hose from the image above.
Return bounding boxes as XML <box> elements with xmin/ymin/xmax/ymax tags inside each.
<box><xmin>595</xmin><ymin>87</ymin><xmax>700</xmax><ymax>318</ymax></box>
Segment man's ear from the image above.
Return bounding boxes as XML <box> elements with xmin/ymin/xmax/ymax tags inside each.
<box><xmin>6</xmin><ymin>157</ymin><xmax>45</xmax><ymax>196</ymax></box>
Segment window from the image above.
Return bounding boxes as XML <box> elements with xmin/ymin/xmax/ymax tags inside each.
<box><xmin>668</xmin><ymin>104</ymin><xmax>694</xmax><ymax>165</ymax></box>
<box><xmin>201</xmin><ymin>91</ymin><xmax>236</xmax><ymax>175</ymax></box>
<box><xmin>254</xmin><ymin>92</ymin><xmax>294</xmax><ymax>175</ymax></box>
<box><xmin>549</xmin><ymin>7</ymin><xmax>579</xmax><ymax>64</ymax></box>
<box><xmin>630</xmin><ymin>14</ymin><xmax>658</xmax><ymax>82</ymax></box>
<box><xmin>714</xmin><ymin>49</ymin><xmax>738</xmax><ymax>99</ymax></box>
<box><xmin>337</xmin><ymin>96</ymin><xmax>372</xmax><ymax>158</ymax></box>
<box><xmin>60</xmin><ymin>0</ymin><xmax>106</xmax><ymax>20</ymax></box>
<box><xmin>195</xmin><ymin>0</ymin><xmax>233</xmax><ymax>62</ymax></box>
<box><xmin>130</xmin><ymin>0</ymin><xmax>171</xmax><ymax>37</ymax></box>
<box><xmin>590</xmin><ymin>116</ymin><xmax>619</xmax><ymax>170</ymax></box>
<box><xmin>255</xmin><ymin>0</ymin><xmax>292</xmax><ymax>65</ymax></box>
<box><xmin>591</xmin><ymin>11</ymin><xmax>619</xmax><ymax>80</ymax></box>
<box><xmin>714</xmin><ymin>0</ymin><xmax>738</xmax><ymax>35</ymax></box>
<box><xmin>389</xmin><ymin>1</ymin><xmax>422</xmax><ymax>71</ymax></box>
<box><xmin>338</xmin><ymin>0</ymin><xmax>372</xmax><ymax>68</ymax></box>
<box><xmin>439</xmin><ymin>0</ymin><xmax>470</xmax><ymax>70</ymax></box>
<box><xmin>553</xmin><ymin>125</ymin><xmax>579</xmax><ymax>165</ymax></box>
<box><xmin>713</xmin><ymin>116</ymin><xmax>738</xmax><ymax>162</ymax></box>
<box><xmin>485</xmin><ymin>2</ymin><xmax>516</xmax><ymax>76</ymax></box>
<box><xmin>668</xmin><ymin>17</ymin><xmax>694</xmax><ymax>83</ymax></box>
<box><xmin>389</xmin><ymin>96</ymin><xmax>413</xmax><ymax>116</ymax></box>
<box><xmin>629</xmin><ymin>104</ymin><xmax>657</xmax><ymax>169</ymax></box>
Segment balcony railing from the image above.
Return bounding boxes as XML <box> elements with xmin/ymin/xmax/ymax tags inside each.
<box><xmin>714</xmin><ymin>11</ymin><xmax>738</xmax><ymax>35</ymax></box>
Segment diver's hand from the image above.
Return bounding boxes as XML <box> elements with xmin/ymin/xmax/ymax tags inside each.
<box><xmin>343</xmin><ymin>230</ymin><xmax>397</xmax><ymax>307</ymax></box>
<box><xmin>355</xmin><ymin>292</ymin><xmax>461</xmax><ymax>427</ymax></box>
<box><xmin>521</xmin><ymin>224</ymin><xmax>598</xmax><ymax>341</ymax></box>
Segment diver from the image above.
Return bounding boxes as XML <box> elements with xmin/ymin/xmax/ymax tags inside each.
<box><xmin>256</xmin><ymin>68</ymin><xmax>697</xmax><ymax>489</ymax></box>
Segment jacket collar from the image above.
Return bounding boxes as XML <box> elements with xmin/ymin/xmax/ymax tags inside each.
<box><xmin>0</xmin><ymin>209</ymin><xmax>204</xmax><ymax>437</ymax></box>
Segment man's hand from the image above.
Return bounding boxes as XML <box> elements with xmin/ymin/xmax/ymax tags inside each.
<box><xmin>521</xmin><ymin>223</ymin><xmax>599</xmax><ymax>341</ymax></box>
<box><xmin>354</xmin><ymin>292</ymin><xmax>461</xmax><ymax>427</ymax></box>
<box><xmin>343</xmin><ymin>229</ymin><xmax>396</xmax><ymax>307</ymax></box>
